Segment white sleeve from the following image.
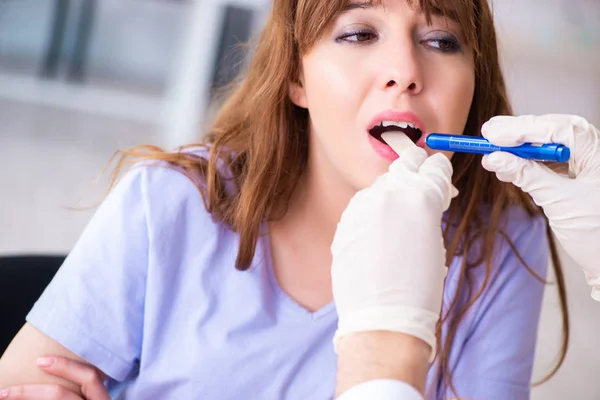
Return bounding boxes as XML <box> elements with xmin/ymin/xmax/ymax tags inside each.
<box><xmin>338</xmin><ymin>380</ymin><xmax>424</xmax><ymax>400</ymax></box>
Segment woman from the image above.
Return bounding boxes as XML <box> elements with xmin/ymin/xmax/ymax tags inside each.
<box><xmin>0</xmin><ymin>0</ymin><xmax>568</xmax><ymax>398</ymax></box>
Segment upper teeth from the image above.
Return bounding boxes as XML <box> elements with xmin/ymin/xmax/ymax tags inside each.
<box><xmin>379</xmin><ymin>121</ymin><xmax>418</xmax><ymax>129</ymax></box>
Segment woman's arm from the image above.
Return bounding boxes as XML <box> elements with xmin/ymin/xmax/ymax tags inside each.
<box><xmin>0</xmin><ymin>166</ymin><xmax>158</xmax><ymax>393</ymax></box>
<box><xmin>0</xmin><ymin>324</ymin><xmax>96</xmax><ymax>393</ymax></box>
<box><xmin>0</xmin><ymin>325</ymin><xmax>109</xmax><ymax>400</ymax></box>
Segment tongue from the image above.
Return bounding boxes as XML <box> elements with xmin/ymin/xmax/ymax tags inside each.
<box><xmin>381</xmin><ymin>131</ymin><xmax>417</xmax><ymax>156</ymax></box>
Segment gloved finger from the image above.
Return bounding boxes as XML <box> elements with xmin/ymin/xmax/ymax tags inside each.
<box><xmin>37</xmin><ymin>357</ymin><xmax>110</xmax><ymax>400</ymax></box>
<box><xmin>482</xmin><ymin>152</ymin><xmax>568</xmax><ymax>205</ymax></box>
<box><xmin>481</xmin><ymin>114</ymin><xmax>585</xmax><ymax>148</ymax></box>
<box><xmin>388</xmin><ymin>146</ymin><xmax>428</xmax><ymax>175</ymax></box>
<box><xmin>419</xmin><ymin>152</ymin><xmax>453</xmax><ymax>180</ymax></box>
<box><xmin>419</xmin><ymin>153</ymin><xmax>459</xmax><ymax>200</ymax></box>
<box><xmin>417</xmin><ymin>153</ymin><xmax>456</xmax><ymax>210</ymax></box>
<box><xmin>0</xmin><ymin>384</ymin><xmax>83</xmax><ymax>399</ymax></box>
<box><xmin>586</xmin><ymin>274</ymin><xmax>600</xmax><ymax>302</ymax></box>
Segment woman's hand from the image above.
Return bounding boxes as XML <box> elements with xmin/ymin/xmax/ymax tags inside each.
<box><xmin>331</xmin><ymin>132</ymin><xmax>457</xmax><ymax>357</ymax></box>
<box><xmin>0</xmin><ymin>357</ymin><xmax>110</xmax><ymax>400</ymax></box>
<box><xmin>481</xmin><ymin>114</ymin><xmax>600</xmax><ymax>300</ymax></box>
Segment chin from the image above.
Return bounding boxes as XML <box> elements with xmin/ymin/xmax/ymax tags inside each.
<box><xmin>351</xmin><ymin>169</ymin><xmax>387</xmax><ymax>191</ymax></box>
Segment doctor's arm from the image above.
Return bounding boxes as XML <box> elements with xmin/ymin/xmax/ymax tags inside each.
<box><xmin>331</xmin><ymin>134</ymin><xmax>455</xmax><ymax>399</ymax></box>
<box><xmin>335</xmin><ymin>332</ymin><xmax>427</xmax><ymax>400</ymax></box>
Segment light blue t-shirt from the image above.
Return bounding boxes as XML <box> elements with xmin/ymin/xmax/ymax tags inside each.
<box><xmin>27</xmin><ymin>152</ymin><xmax>550</xmax><ymax>399</ymax></box>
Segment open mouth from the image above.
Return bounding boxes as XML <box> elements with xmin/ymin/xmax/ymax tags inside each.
<box><xmin>368</xmin><ymin>121</ymin><xmax>423</xmax><ymax>145</ymax></box>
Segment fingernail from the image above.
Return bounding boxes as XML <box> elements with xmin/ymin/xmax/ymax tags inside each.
<box><xmin>37</xmin><ymin>357</ymin><xmax>55</xmax><ymax>367</ymax></box>
<box><xmin>0</xmin><ymin>389</ymin><xmax>9</xmax><ymax>398</ymax></box>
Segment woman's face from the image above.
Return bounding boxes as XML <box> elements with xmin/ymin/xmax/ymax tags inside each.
<box><xmin>290</xmin><ymin>0</ymin><xmax>475</xmax><ymax>191</ymax></box>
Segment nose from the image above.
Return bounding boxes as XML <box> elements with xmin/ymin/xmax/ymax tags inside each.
<box><xmin>379</xmin><ymin>40</ymin><xmax>423</xmax><ymax>95</ymax></box>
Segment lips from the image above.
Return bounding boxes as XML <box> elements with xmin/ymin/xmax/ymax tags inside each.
<box><xmin>366</xmin><ymin>111</ymin><xmax>427</xmax><ymax>148</ymax></box>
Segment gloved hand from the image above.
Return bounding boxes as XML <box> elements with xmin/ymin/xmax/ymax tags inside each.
<box><xmin>331</xmin><ymin>133</ymin><xmax>457</xmax><ymax>358</ymax></box>
<box><xmin>481</xmin><ymin>114</ymin><xmax>600</xmax><ymax>301</ymax></box>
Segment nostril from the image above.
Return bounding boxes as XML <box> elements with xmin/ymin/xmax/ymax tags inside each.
<box><xmin>386</xmin><ymin>81</ymin><xmax>417</xmax><ymax>90</ymax></box>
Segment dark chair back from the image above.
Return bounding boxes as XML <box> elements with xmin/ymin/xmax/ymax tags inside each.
<box><xmin>0</xmin><ymin>255</ymin><xmax>64</xmax><ymax>354</ymax></box>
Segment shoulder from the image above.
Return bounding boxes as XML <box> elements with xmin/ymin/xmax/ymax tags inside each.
<box><xmin>435</xmin><ymin>206</ymin><xmax>550</xmax><ymax>397</ymax></box>
<box><xmin>499</xmin><ymin>205</ymin><xmax>548</xmax><ymax>243</ymax></box>
<box><xmin>130</xmin><ymin>146</ymin><xmax>211</xmax><ymax>193</ymax></box>
<box><xmin>94</xmin><ymin>146</ymin><xmax>238</xmax><ymax>259</ymax></box>
<box><xmin>114</xmin><ymin>146</ymin><xmax>222</xmax><ymax>220</ymax></box>
<box><xmin>495</xmin><ymin>205</ymin><xmax>549</xmax><ymax>278</ymax></box>
<box><xmin>443</xmin><ymin>204</ymin><xmax>550</xmax><ymax>311</ymax></box>
<box><xmin>461</xmin><ymin>204</ymin><xmax>549</xmax><ymax>275</ymax></box>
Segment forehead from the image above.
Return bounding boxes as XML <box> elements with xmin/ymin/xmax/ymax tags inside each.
<box><xmin>342</xmin><ymin>0</ymin><xmax>463</xmax><ymax>21</ymax></box>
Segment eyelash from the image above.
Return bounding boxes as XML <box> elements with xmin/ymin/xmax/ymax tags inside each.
<box><xmin>427</xmin><ymin>36</ymin><xmax>461</xmax><ymax>53</ymax></box>
<box><xmin>335</xmin><ymin>29</ymin><xmax>462</xmax><ymax>54</ymax></box>
<box><xmin>336</xmin><ymin>30</ymin><xmax>378</xmax><ymax>44</ymax></box>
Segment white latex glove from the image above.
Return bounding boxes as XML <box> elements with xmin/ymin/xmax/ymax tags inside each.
<box><xmin>481</xmin><ymin>114</ymin><xmax>600</xmax><ymax>301</ymax></box>
<box><xmin>331</xmin><ymin>132</ymin><xmax>457</xmax><ymax>357</ymax></box>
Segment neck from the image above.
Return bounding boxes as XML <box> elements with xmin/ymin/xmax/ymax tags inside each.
<box><xmin>273</xmin><ymin>143</ymin><xmax>357</xmax><ymax>248</ymax></box>
<box><xmin>266</xmin><ymin>139</ymin><xmax>358</xmax><ymax>312</ymax></box>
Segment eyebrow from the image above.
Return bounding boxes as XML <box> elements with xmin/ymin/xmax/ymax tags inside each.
<box><xmin>342</xmin><ymin>1</ymin><xmax>378</xmax><ymax>12</ymax></box>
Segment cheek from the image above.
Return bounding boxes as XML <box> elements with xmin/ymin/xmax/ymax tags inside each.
<box><xmin>301</xmin><ymin>50</ymin><xmax>369</xmax><ymax>127</ymax></box>
<box><xmin>449</xmin><ymin>70</ymin><xmax>475</xmax><ymax>126</ymax></box>
<box><xmin>430</xmin><ymin>65</ymin><xmax>475</xmax><ymax>133</ymax></box>
<box><xmin>426</xmin><ymin>64</ymin><xmax>474</xmax><ymax>160</ymax></box>
<box><xmin>456</xmin><ymin>76</ymin><xmax>475</xmax><ymax>117</ymax></box>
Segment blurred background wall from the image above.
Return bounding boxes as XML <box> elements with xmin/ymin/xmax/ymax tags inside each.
<box><xmin>0</xmin><ymin>0</ymin><xmax>598</xmax><ymax>398</ymax></box>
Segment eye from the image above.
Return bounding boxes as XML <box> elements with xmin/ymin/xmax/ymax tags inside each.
<box><xmin>336</xmin><ymin>29</ymin><xmax>378</xmax><ymax>44</ymax></box>
<box><xmin>422</xmin><ymin>34</ymin><xmax>461</xmax><ymax>53</ymax></box>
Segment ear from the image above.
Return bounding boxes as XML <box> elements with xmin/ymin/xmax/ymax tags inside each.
<box><xmin>288</xmin><ymin>71</ymin><xmax>308</xmax><ymax>109</ymax></box>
